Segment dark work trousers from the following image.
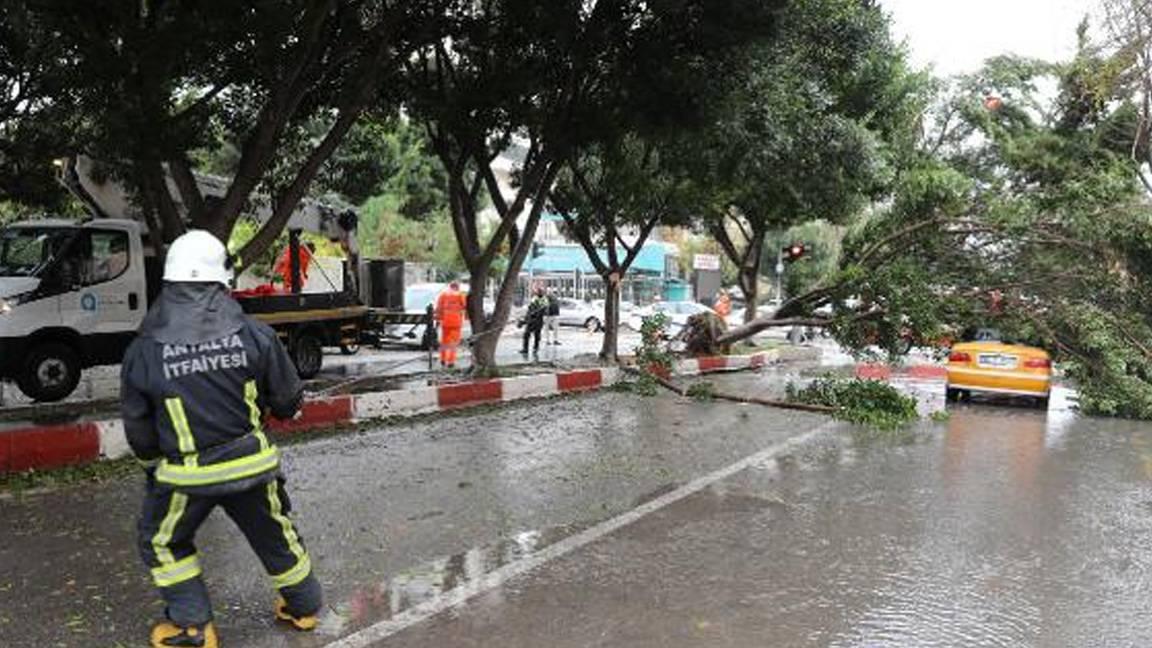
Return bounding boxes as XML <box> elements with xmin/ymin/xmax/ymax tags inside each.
<box><xmin>521</xmin><ymin>322</ymin><xmax>543</xmax><ymax>354</ymax></box>
<box><xmin>137</xmin><ymin>476</ymin><xmax>322</xmax><ymax>626</ymax></box>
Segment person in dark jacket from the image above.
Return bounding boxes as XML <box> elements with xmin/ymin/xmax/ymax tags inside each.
<box><xmin>520</xmin><ymin>285</ymin><xmax>548</xmax><ymax>356</ymax></box>
<box><xmin>544</xmin><ymin>289</ymin><xmax>561</xmax><ymax>345</ymax></box>
<box><xmin>122</xmin><ymin>230</ymin><xmax>322</xmax><ymax>648</ymax></box>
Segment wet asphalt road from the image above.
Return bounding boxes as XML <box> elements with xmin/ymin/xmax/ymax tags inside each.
<box><xmin>5</xmin><ymin>371</ymin><xmax>1152</xmax><ymax>647</ymax></box>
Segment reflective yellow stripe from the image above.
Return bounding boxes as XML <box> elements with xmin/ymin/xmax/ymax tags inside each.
<box><xmin>267</xmin><ymin>481</ymin><xmax>306</xmax><ymax>562</ymax></box>
<box><xmin>245</xmin><ymin>380</ymin><xmax>270</xmax><ymax>451</ymax></box>
<box><xmin>155</xmin><ymin>447</ymin><xmax>280</xmax><ymax>487</ymax></box>
<box><xmin>272</xmin><ymin>554</ymin><xmax>313</xmax><ymax>589</ymax></box>
<box><xmin>151</xmin><ymin>492</ymin><xmax>188</xmax><ymax>566</ymax></box>
<box><xmin>165</xmin><ymin>398</ymin><xmax>198</xmax><ymax>467</ymax></box>
<box><xmin>151</xmin><ymin>553</ymin><xmax>202</xmax><ymax>587</ymax></box>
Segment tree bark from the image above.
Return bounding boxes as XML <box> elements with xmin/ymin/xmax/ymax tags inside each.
<box><xmin>741</xmin><ymin>267</ymin><xmax>759</xmax><ymax>325</ymax></box>
<box><xmin>208</xmin><ymin>0</ymin><xmax>338</xmax><ymax>237</ymax></box>
<box><xmin>600</xmin><ymin>278</ymin><xmax>621</xmax><ymax>361</ymax></box>
<box><xmin>465</xmin><ymin>163</ymin><xmax>560</xmax><ymax>374</ymax></box>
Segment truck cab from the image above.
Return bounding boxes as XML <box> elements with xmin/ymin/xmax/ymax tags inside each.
<box><xmin>0</xmin><ymin>219</ymin><xmax>147</xmax><ymax>401</ymax></box>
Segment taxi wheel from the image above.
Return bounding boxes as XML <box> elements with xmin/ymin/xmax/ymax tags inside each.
<box><xmin>1034</xmin><ymin>396</ymin><xmax>1050</xmax><ymax>409</ymax></box>
<box><xmin>945</xmin><ymin>387</ymin><xmax>961</xmax><ymax>403</ymax></box>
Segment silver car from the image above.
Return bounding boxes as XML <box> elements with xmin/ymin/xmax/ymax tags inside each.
<box><xmin>626</xmin><ymin>301</ymin><xmax>717</xmax><ymax>336</ymax></box>
<box><xmin>556</xmin><ymin>298</ymin><xmax>605</xmax><ymax>331</ymax></box>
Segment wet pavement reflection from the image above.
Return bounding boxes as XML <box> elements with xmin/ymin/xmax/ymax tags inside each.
<box><xmin>377</xmin><ymin>387</ymin><xmax>1152</xmax><ymax>647</ymax></box>
<box><xmin>6</xmin><ymin>367</ymin><xmax>1152</xmax><ymax>647</ymax></box>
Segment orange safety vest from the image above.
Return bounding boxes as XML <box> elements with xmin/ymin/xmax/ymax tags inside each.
<box><xmin>274</xmin><ymin>245</ymin><xmax>314</xmax><ymax>291</ymax></box>
<box><xmin>436</xmin><ymin>290</ymin><xmax>468</xmax><ymax>328</ymax></box>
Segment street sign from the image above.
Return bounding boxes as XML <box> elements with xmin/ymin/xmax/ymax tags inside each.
<box><xmin>775</xmin><ymin>262</ymin><xmax>784</xmax><ymax>275</ymax></box>
<box><xmin>693</xmin><ymin>254</ymin><xmax>721</xmax><ymax>271</ymax></box>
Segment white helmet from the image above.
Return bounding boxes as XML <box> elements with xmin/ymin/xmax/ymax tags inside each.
<box><xmin>163</xmin><ymin>230</ymin><xmax>233</xmax><ymax>285</ymax></box>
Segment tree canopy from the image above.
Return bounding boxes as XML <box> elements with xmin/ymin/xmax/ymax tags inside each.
<box><xmin>688</xmin><ymin>0</ymin><xmax>919</xmax><ymax>323</ymax></box>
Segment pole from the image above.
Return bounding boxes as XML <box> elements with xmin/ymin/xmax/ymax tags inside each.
<box><xmin>774</xmin><ymin>247</ymin><xmax>784</xmax><ymax>304</ymax></box>
<box><xmin>288</xmin><ymin>229</ymin><xmax>302</xmax><ymax>294</ymax></box>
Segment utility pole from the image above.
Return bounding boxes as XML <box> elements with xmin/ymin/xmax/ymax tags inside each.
<box><xmin>774</xmin><ymin>247</ymin><xmax>784</xmax><ymax>304</ymax></box>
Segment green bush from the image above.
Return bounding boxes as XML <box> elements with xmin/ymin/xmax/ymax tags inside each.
<box><xmin>686</xmin><ymin>381</ymin><xmax>716</xmax><ymax>401</ymax></box>
<box><xmin>787</xmin><ymin>375</ymin><xmax>918</xmax><ymax>430</ymax></box>
<box><xmin>634</xmin><ymin>312</ymin><xmax>674</xmax><ymax>375</ymax></box>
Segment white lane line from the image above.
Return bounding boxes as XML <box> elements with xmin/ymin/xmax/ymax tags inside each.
<box><xmin>324</xmin><ymin>421</ymin><xmax>841</xmax><ymax>648</ymax></box>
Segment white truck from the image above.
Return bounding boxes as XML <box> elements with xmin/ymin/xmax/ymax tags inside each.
<box><xmin>0</xmin><ymin>156</ymin><xmax>379</xmax><ymax>402</ymax></box>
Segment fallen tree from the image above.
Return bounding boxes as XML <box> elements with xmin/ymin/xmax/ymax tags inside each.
<box><xmin>703</xmin><ymin>52</ymin><xmax>1152</xmax><ymax>420</ymax></box>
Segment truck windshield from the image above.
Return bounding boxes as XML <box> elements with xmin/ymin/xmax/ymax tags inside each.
<box><xmin>0</xmin><ymin>228</ymin><xmax>77</xmax><ymax>277</ymax></box>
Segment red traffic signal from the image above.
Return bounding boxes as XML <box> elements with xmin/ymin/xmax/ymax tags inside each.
<box><xmin>783</xmin><ymin>242</ymin><xmax>806</xmax><ymax>262</ymax></box>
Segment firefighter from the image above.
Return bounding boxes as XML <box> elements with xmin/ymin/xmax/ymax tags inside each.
<box><xmin>435</xmin><ymin>280</ymin><xmax>468</xmax><ymax>368</ymax></box>
<box><xmin>121</xmin><ymin>230</ymin><xmax>322</xmax><ymax>648</ymax></box>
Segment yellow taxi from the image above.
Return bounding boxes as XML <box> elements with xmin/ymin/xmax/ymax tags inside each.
<box><xmin>945</xmin><ymin>329</ymin><xmax>1052</xmax><ymax>408</ymax></box>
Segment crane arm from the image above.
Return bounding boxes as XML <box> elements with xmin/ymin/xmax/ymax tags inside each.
<box><xmin>58</xmin><ymin>155</ymin><xmax>358</xmax><ymax>256</ymax></box>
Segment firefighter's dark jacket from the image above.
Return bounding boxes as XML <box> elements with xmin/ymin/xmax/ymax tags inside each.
<box><xmin>121</xmin><ymin>282</ymin><xmax>302</xmax><ymax>495</ymax></box>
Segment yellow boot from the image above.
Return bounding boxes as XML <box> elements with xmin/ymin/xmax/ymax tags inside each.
<box><xmin>150</xmin><ymin>621</ymin><xmax>218</xmax><ymax>647</ymax></box>
<box><xmin>275</xmin><ymin>596</ymin><xmax>319</xmax><ymax>631</ymax></box>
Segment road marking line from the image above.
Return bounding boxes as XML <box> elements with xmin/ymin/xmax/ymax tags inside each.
<box><xmin>324</xmin><ymin>421</ymin><xmax>841</xmax><ymax>647</ymax></box>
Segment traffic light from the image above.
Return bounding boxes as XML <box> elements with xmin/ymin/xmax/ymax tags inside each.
<box><xmin>782</xmin><ymin>242</ymin><xmax>806</xmax><ymax>262</ymax></box>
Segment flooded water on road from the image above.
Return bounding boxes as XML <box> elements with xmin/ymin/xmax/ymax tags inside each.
<box><xmin>375</xmin><ymin>380</ymin><xmax>1152</xmax><ymax>648</ymax></box>
<box><xmin>6</xmin><ymin>362</ymin><xmax>1152</xmax><ymax>647</ymax></box>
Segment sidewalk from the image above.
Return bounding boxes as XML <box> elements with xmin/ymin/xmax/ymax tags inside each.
<box><xmin>0</xmin><ymin>348</ymin><xmax>810</xmax><ymax>474</ymax></box>
<box><xmin>0</xmin><ymin>327</ymin><xmax>633</xmax><ymax>408</ymax></box>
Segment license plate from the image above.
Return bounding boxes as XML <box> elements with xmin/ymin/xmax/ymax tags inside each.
<box><xmin>977</xmin><ymin>353</ymin><xmax>1017</xmax><ymax>368</ymax></box>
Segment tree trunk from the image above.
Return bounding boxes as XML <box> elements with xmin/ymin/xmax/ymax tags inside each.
<box><xmin>463</xmin><ymin>165</ymin><xmax>559</xmax><ymax>375</ymax></box>
<box><xmin>600</xmin><ymin>277</ymin><xmax>621</xmax><ymax>361</ymax></box>
<box><xmin>467</xmin><ymin>267</ymin><xmax>500</xmax><ymax>371</ymax></box>
<box><xmin>741</xmin><ymin>267</ymin><xmax>759</xmax><ymax>325</ymax></box>
<box><xmin>741</xmin><ymin>231</ymin><xmax>765</xmax><ymax>326</ymax></box>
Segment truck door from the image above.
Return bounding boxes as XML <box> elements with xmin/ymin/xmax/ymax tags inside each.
<box><xmin>58</xmin><ymin>228</ymin><xmax>146</xmax><ymax>362</ymax></box>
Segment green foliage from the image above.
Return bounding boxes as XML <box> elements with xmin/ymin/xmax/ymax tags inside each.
<box><xmin>786</xmin><ymin>376</ymin><xmax>919</xmax><ymax>430</ymax></box>
<box><xmin>359</xmin><ymin>197</ymin><xmax>463</xmax><ymax>273</ymax></box>
<box><xmin>767</xmin><ymin>220</ymin><xmax>844</xmax><ymax>299</ymax></box>
<box><xmin>612</xmin><ymin>374</ymin><xmax>660</xmax><ymax>397</ymax></box>
<box><xmin>635</xmin><ymin>312</ymin><xmax>674</xmax><ymax>376</ymax></box>
<box><xmin>684</xmin><ymin>0</ymin><xmax>918</xmax><ymax>314</ymax></box>
<box><xmin>686</xmin><ymin>381</ymin><xmax>716</xmax><ymax>402</ymax></box>
<box><xmin>929</xmin><ymin>410</ymin><xmax>951</xmax><ymax>423</ymax></box>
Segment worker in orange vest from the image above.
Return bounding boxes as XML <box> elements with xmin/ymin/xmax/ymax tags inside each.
<box><xmin>713</xmin><ymin>290</ymin><xmax>732</xmax><ymax>318</ymax></box>
<box><xmin>435</xmin><ymin>281</ymin><xmax>468</xmax><ymax>368</ymax></box>
<box><xmin>273</xmin><ymin>242</ymin><xmax>315</xmax><ymax>292</ymax></box>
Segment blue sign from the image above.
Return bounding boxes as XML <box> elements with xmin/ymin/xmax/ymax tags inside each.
<box><xmin>81</xmin><ymin>293</ymin><xmax>98</xmax><ymax>312</ymax></box>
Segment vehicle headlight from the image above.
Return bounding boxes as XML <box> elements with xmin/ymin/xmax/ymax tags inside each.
<box><xmin>0</xmin><ymin>299</ymin><xmax>10</xmax><ymax>315</ymax></box>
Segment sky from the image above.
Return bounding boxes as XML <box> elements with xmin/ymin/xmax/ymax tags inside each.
<box><xmin>880</xmin><ymin>0</ymin><xmax>1098</xmax><ymax>75</ymax></box>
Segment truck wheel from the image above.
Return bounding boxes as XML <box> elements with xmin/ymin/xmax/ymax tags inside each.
<box><xmin>17</xmin><ymin>343</ymin><xmax>81</xmax><ymax>402</ymax></box>
<box><xmin>291</xmin><ymin>333</ymin><xmax>323</xmax><ymax>379</ymax></box>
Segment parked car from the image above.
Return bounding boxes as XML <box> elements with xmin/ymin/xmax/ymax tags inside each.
<box><xmin>556</xmin><ymin>297</ymin><xmax>605</xmax><ymax>331</ymax></box>
<box><xmin>626</xmin><ymin>301</ymin><xmax>717</xmax><ymax>336</ymax></box>
<box><xmin>726</xmin><ymin>304</ymin><xmax>777</xmax><ymax>328</ymax></box>
<box><xmin>945</xmin><ymin>328</ymin><xmax>1052</xmax><ymax>408</ymax></box>
<box><xmin>591</xmin><ymin>298</ymin><xmax>635</xmax><ymax>315</ymax></box>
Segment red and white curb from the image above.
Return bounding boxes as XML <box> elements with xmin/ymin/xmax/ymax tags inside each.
<box><xmin>1</xmin><ymin>352</ymin><xmax>779</xmax><ymax>473</ymax></box>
